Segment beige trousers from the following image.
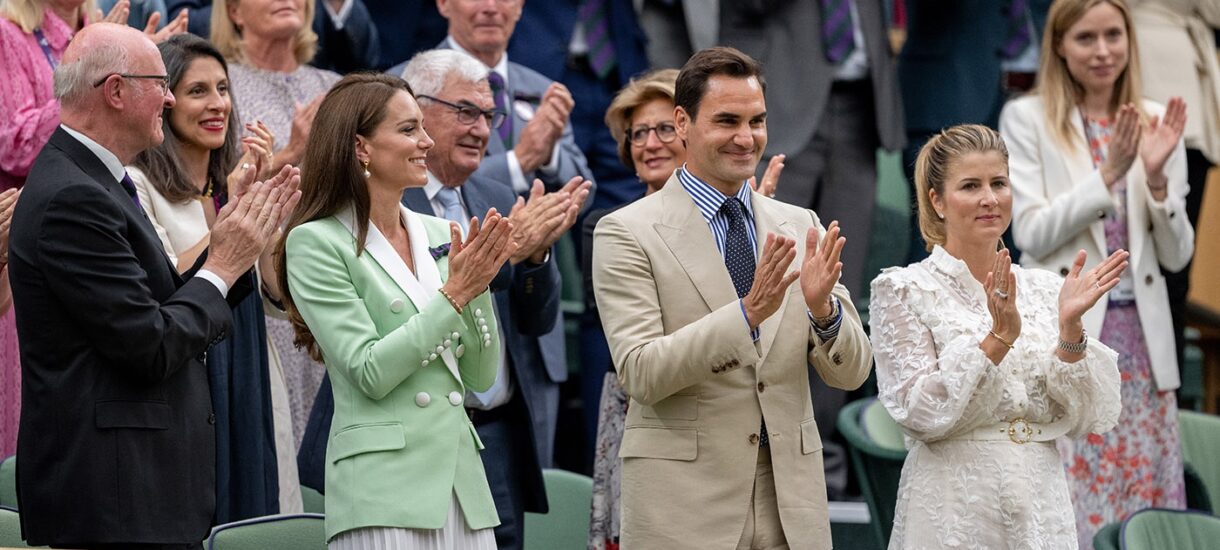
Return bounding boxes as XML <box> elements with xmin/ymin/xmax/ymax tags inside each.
<box><xmin>736</xmin><ymin>447</ymin><xmax>790</xmax><ymax>550</ymax></box>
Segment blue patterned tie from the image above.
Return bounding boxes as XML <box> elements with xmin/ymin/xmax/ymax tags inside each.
<box><xmin>721</xmin><ymin>198</ymin><xmax>768</xmax><ymax>447</ymax></box>
<box><xmin>486</xmin><ymin>72</ymin><xmax>513</xmax><ymax>148</ymax></box>
<box><xmin>435</xmin><ymin>186</ymin><xmax>467</xmax><ymax>233</ymax></box>
<box><xmin>577</xmin><ymin>0</ymin><xmax>617</xmax><ymax>79</ymax></box>
<box><xmin>820</xmin><ymin>0</ymin><xmax>856</xmax><ymax>64</ymax></box>
<box><xmin>1001</xmin><ymin>0</ymin><xmax>1032</xmax><ymax>59</ymax></box>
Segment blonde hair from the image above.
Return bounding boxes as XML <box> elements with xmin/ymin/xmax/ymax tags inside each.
<box><xmin>604</xmin><ymin>69</ymin><xmax>679</xmax><ymax>169</ymax></box>
<box><xmin>1</xmin><ymin>0</ymin><xmax>98</xmax><ymax>34</ymax></box>
<box><xmin>210</xmin><ymin>0</ymin><xmax>318</xmax><ymax>65</ymax></box>
<box><xmin>1035</xmin><ymin>0</ymin><xmax>1144</xmax><ymax>150</ymax></box>
<box><xmin>914</xmin><ymin>124</ymin><xmax>1009</xmax><ymax>251</ymax></box>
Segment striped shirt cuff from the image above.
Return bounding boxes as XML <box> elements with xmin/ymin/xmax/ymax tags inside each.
<box><xmin>740</xmin><ymin>299</ymin><xmax>760</xmax><ymax>341</ymax></box>
<box><xmin>808</xmin><ymin>297</ymin><xmax>842</xmax><ymax>342</ymax></box>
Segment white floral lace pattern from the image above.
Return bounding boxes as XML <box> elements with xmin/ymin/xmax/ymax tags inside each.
<box><xmin>870</xmin><ymin>246</ymin><xmax>1121</xmax><ymax>549</ymax></box>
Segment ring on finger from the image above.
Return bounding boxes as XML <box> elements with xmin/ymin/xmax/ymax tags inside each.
<box><xmin>993</xmin><ymin>288</ymin><xmax>1009</xmax><ymax>299</ymax></box>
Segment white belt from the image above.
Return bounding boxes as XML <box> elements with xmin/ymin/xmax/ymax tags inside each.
<box><xmin>955</xmin><ymin>417</ymin><xmax>1073</xmax><ymax>444</ymax></box>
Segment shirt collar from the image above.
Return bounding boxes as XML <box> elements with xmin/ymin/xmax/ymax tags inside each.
<box><xmin>60</xmin><ymin>124</ymin><xmax>126</xmax><ymax>183</ymax></box>
<box><xmin>424</xmin><ymin>170</ymin><xmax>464</xmax><ymax>202</ymax></box>
<box><xmin>676</xmin><ymin>164</ymin><xmax>754</xmax><ymax>224</ymax></box>
<box><xmin>447</xmin><ymin>35</ymin><xmax>509</xmax><ymax>82</ymax></box>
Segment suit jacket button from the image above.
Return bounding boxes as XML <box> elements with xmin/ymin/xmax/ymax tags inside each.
<box><xmin>1169</xmin><ymin>210</ymin><xmax>1176</xmax><ymax>218</ymax></box>
<box><xmin>448</xmin><ymin>391</ymin><xmax>463</xmax><ymax>406</ymax></box>
<box><xmin>832</xmin><ymin>352</ymin><xmax>843</xmax><ymax>365</ymax></box>
<box><xmin>748</xmin><ymin>433</ymin><xmax>759</xmax><ymax>445</ymax></box>
<box><xmin>455</xmin><ymin>344</ymin><xmax>466</xmax><ymax>358</ymax></box>
<box><xmin>1097</xmin><ymin>210</ymin><xmax>1106</xmax><ymax>219</ymax></box>
<box><xmin>1060</xmin><ymin>267</ymin><xmax>1070</xmax><ymax>276</ymax></box>
<box><xmin>207</xmin><ymin>413</ymin><xmax>216</xmax><ymax>425</ymax></box>
<box><xmin>1145</xmin><ymin>274</ymin><xmax>1154</xmax><ymax>285</ymax></box>
<box><xmin>474</xmin><ymin>308</ymin><xmax>483</xmax><ymax>317</ymax></box>
<box><xmin>415</xmin><ymin>392</ymin><xmax>431</xmax><ymax>407</ymax></box>
<box><xmin>757</xmin><ymin>382</ymin><xmax>765</xmax><ymax>393</ymax></box>
<box><xmin>390</xmin><ymin>298</ymin><xmax>404</xmax><ymax>313</ymax></box>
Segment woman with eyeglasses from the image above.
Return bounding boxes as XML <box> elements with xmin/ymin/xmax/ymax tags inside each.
<box><xmin>582</xmin><ymin>69</ymin><xmax>783</xmax><ymax>550</ymax></box>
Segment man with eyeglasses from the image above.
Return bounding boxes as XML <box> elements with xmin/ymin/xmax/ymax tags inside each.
<box><xmin>401</xmin><ymin>48</ymin><xmax>590</xmax><ymax>550</ymax></box>
<box><xmin>9</xmin><ymin>23</ymin><xmax>300</xmax><ymax>549</ymax></box>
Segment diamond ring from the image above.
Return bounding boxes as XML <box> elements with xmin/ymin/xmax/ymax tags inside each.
<box><xmin>993</xmin><ymin>289</ymin><xmax>1009</xmax><ymax>299</ymax></box>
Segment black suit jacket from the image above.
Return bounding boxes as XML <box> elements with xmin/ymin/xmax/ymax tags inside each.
<box><xmin>9</xmin><ymin>128</ymin><xmax>244</xmax><ymax>545</ymax></box>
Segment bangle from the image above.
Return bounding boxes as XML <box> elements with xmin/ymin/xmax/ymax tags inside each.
<box><xmin>812</xmin><ymin>298</ymin><xmax>839</xmax><ymax>327</ymax></box>
<box><xmin>1058</xmin><ymin>329</ymin><xmax>1088</xmax><ymax>355</ymax></box>
<box><xmin>438</xmin><ymin>288</ymin><xmax>463</xmax><ymax>315</ymax></box>
<box><xmin>989</xmin><ymin>331</ymin><xmax>1014</xmax><ymax>350</ymax></box>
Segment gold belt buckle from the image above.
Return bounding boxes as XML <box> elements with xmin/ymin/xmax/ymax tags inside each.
<box><xmin>1008</xmin><ymin>418</ymin><xmax>1034</xmax><ymax>444</ymax></box>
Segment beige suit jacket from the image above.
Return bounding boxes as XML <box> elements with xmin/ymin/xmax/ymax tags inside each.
<box><xmin>592</xmin><ymin>175</ymin><xmax>873</xmax><ymax>549</ymax></box>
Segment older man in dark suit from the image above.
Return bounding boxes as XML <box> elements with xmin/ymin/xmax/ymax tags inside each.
<box><xmin>9</xmin><ymin>23</ymin><xmax>298</xmax><ymax>549</ymax></box>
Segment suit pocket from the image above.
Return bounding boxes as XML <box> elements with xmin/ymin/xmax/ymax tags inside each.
<box><xmin>619</xmin><ymin>426</ymin><xmax>697</xmax><ymax>461</ymax></box>
<box><xmin>640</xmin><ymin>393</ymin><xmax>698</xmax><ymax>421</ymax></box>
<box><xmin>801</xmin><ymin>418</ymin><xmax>823</xmax><ymax>455</ymax></box>
<box><xmin>330</xmin><ymin>422</ymin><xmax>406</xmax><ymax>463</ymax></box>
<box><xmin>95</xmin><ymin>400</ymin><xmax>170</xmax><ymax>430</ymax></box>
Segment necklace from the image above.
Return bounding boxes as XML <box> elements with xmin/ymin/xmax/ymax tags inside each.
<box><xmin>200</xmin><ymin>178</ymin><xmax>214</xmax><ymax>198</ymax></box>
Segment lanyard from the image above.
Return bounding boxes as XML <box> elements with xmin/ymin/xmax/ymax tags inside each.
<box><xmin>32</xmin><ymin>28</ymin><xmax>57</xmax><ymax>71</ymax></box>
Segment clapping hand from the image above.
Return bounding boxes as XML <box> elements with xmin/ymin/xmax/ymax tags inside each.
<box><xmin>95</xmin><ymin>0</ymin><xmax>129</xmax><ymax>25</ymax></box>
<box><xmin>1100</xmin><ymin>104</ymin><xmax>1141</xmax><ymax>187</ymax></box>
<box><xmin>227</xmin><ymin>121</ymin><xmax>277</xmax><ymax>197</ymax></box>
<box><xmin>143</xmin><ymin>9</ymin><xmax>189</xmax><ymax>43</ymax></box>
<box><xmin>442</xmin><ymin>209</ymin><xmax>519</xmax><ymax>309</ymax></box>
<box><xmin>514</xmin><ymin>83</ymin><xmax>574</xmax><ymax>172</ymax></box>
<box><xmin>1140</xmin><ymin>97</ymin><xmax>1186</xmax><ymax>187</ymax></box>
<box><xmin>742</xmin><ymin>233</ymin><xmax>800</xmax><ymax>330</ymax></box>
<box><xmin>748</xmin><ymin>154</ymin><xmax>785</xmax><ymax>198</ymax></box>
<box><xmin>801</xmin><ymin>221</ymin><xmax>844</xmax><ymax>319</ymax></box>
<box><xmin>0</xmin><ymin>189</ymin><xmax>21</xmax><ymax>266</ymax></box>
<box><xmin>1058</xmin><ymin>249</ymin><xmax>1129</xmax><ymax>330</ymax></box>
<box><xmin>204</xmin><ymin>165</ymin><xmax>302</xmax><ymax>286</ymax></box>
<box><xmin>984</xmin><ymin>248</ymin><xmax>1021</xmax><ymax>346</ymax></box>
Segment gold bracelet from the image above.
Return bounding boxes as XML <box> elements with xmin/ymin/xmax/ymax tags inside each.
<box><xmin>989</xmin><ymin>331</ymin><xmax>1014</xmax><ymax>350</ymax></box>
<box><xmin>438</xmin><ymin>288</ymin><xmax>463</xmax><ymax>314</ymax></box>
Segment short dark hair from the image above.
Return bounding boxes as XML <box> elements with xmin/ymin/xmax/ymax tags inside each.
<box><xmin>674</xmin><ymin>47</ymin><xmax>766</xmax><ymax>121</ymax></box>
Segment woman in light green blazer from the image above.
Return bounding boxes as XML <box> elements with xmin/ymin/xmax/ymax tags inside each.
<box><xmin>276</xmin><ymin>73</ymin><xmax>518</xmax><ymax>549</ymax></box>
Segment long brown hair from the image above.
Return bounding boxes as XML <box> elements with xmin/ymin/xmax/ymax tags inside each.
<box><xmin>1035</xmin><ymin>0</ymin><xmax>1144</xmax><ymax>151</ymax></box>
<box><xmin>914</xmin><ymin>124</ymin><xmax>1009</xmax><ymax>252</ymax></box>
<box><xmin>275</xmin><ymin>72</ymin><xmax>414</xmax><ymax>361</ymax></box>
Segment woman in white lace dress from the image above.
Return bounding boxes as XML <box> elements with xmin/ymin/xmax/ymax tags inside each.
<box><xmin>870</xmin><ymin>124</ymin><xmax>1126</xmax><ymax>549</ymax></box>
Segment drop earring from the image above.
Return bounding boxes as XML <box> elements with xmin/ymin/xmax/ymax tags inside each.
<box><xmin>361</xmin><ymin>159</ymin><xmax>371</xmax><ymax>178</ymax></box>
<box><xmin>936</xmin><ymin>211</ymin><xmax>945</xmax><ymax>219</ymax></box>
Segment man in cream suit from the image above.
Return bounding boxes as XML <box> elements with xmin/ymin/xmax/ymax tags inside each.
<box><xmin>592</xmin><ymin>47</ymin><xmax>872</xmax><ymax>549</ymax></box>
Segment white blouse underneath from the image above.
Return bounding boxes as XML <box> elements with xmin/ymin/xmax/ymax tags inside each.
<box><xmin>869</xmin><ymin>246</ymin><xmax>1121</xmax><ymax>549</ymax></box>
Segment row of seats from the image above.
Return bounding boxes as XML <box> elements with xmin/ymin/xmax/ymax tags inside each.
<box><xmin>0</xmin><ymin>466</ymin><xmax>593</xmax><ymax>550</ymax></box>
<box><xmin>839</xmin><ymin>399</ymin><xmax>1220</xmax><ymax>550</ymax></box>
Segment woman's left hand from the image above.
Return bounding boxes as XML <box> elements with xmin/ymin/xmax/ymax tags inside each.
<box><xmin>144</xmin><ymin>9</ymin><xmax>189</xmax><ymax>44</ymax></box>
<box><xmin>749</xmin><ymin>154</ymin><xmax>785</xmax><ymax>198</ymax></box>
<box><xmin>1058</xmin><ymin>248</ymin><xmax>1129</xmax><ymax>327</ymax></box>
<box><xmin>1140</xmin><ymin>97</ymin><xmax>1187</xmax><ymax>181</ymax></box>
<box><xmin>227</xmin><ymin>121</ymin><xmax>276</xmax><ymax>199</ymax></box>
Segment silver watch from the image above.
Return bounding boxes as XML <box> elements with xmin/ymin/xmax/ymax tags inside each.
<box><xmin>1058</xmin><ymin>329</ymin><xmax>1088</xmax><ymax>354</ymax></box>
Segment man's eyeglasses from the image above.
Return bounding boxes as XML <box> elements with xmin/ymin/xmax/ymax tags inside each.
<box><xmin>93</xmin><ymin>73</ymin><xmax>171</xmax><ymax>95</ymax></box>
<box><xmin>627</xmin><ymin>123</ymin><xmax>677</xmax><ymax>146</ymax></box>
<box><xmin>417</xmin><ymin>95</ymin><xmax>506</xmax><ymax>129</ymax></box>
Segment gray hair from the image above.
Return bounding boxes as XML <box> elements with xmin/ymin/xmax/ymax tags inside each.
<box><xmin>401</xmin><ymin>49</ymin><xmax>489</xmax><ymax>98</ymax></box>
<box><xmin>54</xmin><ymin>43</ymin><xmax>130</xmax><ymax>106</ymax></box>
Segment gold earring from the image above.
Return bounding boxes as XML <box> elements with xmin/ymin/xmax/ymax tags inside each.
<box><xmin>361</xmin><ymin>159</ymin><xmax>370</xmax><ymax>178</ymax></box>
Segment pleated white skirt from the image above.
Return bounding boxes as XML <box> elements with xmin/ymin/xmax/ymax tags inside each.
<box><xmin>328</xmin><ymin>491</ymin><xmax>498</xmax><ymax>550</ymax></box>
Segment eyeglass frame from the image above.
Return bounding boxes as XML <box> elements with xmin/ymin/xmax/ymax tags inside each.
<box><xmin>626</xmin><ymin>123</ymin><xmax>678</xmax><ymax>146</ymax></box>
<box><xmin>92</xmin><ymin>73</ymin><xmax>172</xmax><ymax>95</ymax></box>
<box><xmin>416</xmin><ymin>94</ymin><xmax>507</xmax><ymax>130</ymax></box>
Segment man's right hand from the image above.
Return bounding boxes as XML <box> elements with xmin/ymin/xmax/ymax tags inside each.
<box><xmin>513</xmin><ymin>82</ymin><xmax>574</xmax><ymax>173</ymax></box>
<box><xmin>507</xmin><ymin>179</ymin><xmax>570</xmax><ymax>264</ymax></box>
<box><xmin>203</xmin><ymin>165</ymin><xmax>301</xmax><ymax>287</ymax></box>
<box><xmin>742</xmin><ymin>233</ymin><xmax>800</xmax><ymax>331</ymax></box>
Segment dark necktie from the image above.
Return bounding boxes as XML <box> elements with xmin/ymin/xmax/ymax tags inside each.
<box><xmin>119</xmin><ymin>172</ymin><xmax>141</xmax><ymax>208</ymax></box>
<box><xmin>577</xmin><ymin>0</ymin><xmax>617</xmax><ymax>80</ymax></box>
<box><xmin>720</xmin><ymin>198</ymin><xmax>768</xmax><ymax>447</ymax></box>
<box><xmin>819</xmin><ymin>0</ymin><xmax>857</xmax><ymax>64</ymax></box>
<box><xmin>1001</xmin><ymin>0</ymin><xmax>1032</xmax><ymax>59</ymax></box>
<box><xmin>486</xmin><ymin>72</ymin><xmax>513</xmax><ymax>148</ymax></box>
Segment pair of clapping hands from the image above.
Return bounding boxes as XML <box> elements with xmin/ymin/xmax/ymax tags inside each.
<box><xmin>203</xmin><ymin>165</ymin><xmax>302</xmax><ymax>288</ymax></box>
<box><xmin>440</xmin><ymin>176</ymin><xmax>592</xmax><ymax>310</ymax></box>
<box><xmin>1100</xmin><ymin>98</ymin><xmax>1186</xmax><ymax>196</ymax></box>
<box><xmin>984</xmin><ymin>248</ymin><xmax>1130</xmax><ymax>358</ymax></box>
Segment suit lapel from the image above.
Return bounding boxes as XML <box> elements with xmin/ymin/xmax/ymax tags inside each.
<box><xmin>337</xmin><ymin>206</ymin><xmax>463</xmax><ymax>385</ymax></box>
<box><xmin>751</xmin><ymin>196</ymin><xmax>795</xmax><ymax>362</ymax></box>
<box><xmin>1065</xmin><ymin>115</ymin><xmax>1109</xmax><ymax>256</ymax></box>
<box><xmin>653</xmin><ymin>176</ymin><xmax>738</xmax><ymax>313</ymax></box>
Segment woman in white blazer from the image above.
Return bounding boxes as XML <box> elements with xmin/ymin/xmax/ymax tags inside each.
<box><xmin>999</xmin><ymin>1</ymin><xmax>1191</xmax><ymax>548</ymax></box>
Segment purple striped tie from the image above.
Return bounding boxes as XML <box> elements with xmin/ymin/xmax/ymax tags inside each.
<box><xmin>487</xmin><ymin>71</ymin><xmax>512</xmax><ymax>148</ymax></box>
<box><xmin>119</xmin><ymin>172</ymin><xmax>140</xmax><ymax>207</ymax></box>
<box><xmin>820</xmin><ymin>0</ymin><xmax>856</xmax><ymax>64</ymax></box>
<box><xmin>578</xmin><ymin>0</ymin><xmax>616</xmax><ymax>79</ymax></box>
<box><xmin>1002</xmin><ymin>0</ymin><xmax>1032</xmax><ymax>59</ymax></box>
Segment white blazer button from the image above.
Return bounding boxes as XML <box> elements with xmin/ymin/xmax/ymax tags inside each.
<box><xmin>422</xmin><ymin>359</ymin><xmax>430</xmax><ymax>367</ymax></box>
<box><xmin>480</xmin><ymin>325</ymin><xmax>490</xmax><ymax>334</ymax></box>
<box><xmin>477</xmin><ymin>318</ymin><xmax>487</xmax><ymax>327</ymax></box>
<box><xmin>415</xmin><ymin>392</ymin><xmax>431</xmax><ymax>407</ymax></box>
<box><xmin>474</xmin><ymin>308</ymin><xmax>483</xmax><ymax>316</ymax></box>
<box><xmin>429</xmin><ymin>353</ymin><xmax>438</xmax><ymax>361</ymax></box>
<box><xmin>451</xmin><ymin>331</ymin><xmax>461</xmax><ymax>339</ymax></box>
<box><xmin>390</xmin><ymin>298</ymin><xmax>404</xmax><ymax>313</ymax></box>
<box><xmin>448</xmin><ymin>391</ymin><xmax>463</xmax><ymax>406</ymax></box>
<box><xmin>455</xmin><ymin>344</ymin><xmax>466</xmax><ymax>358</ymax></box>
<box><xmin>436</xmin><ymin>345</ymin><xmax>445</xmax><ymax>354</ymax></box>
<box><xmin>444</xmin><ymin>339</ymin><xmax>452</xmax><ymax>347</ymax></box>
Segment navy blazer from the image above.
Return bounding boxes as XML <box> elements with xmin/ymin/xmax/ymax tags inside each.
<box><xmin>167</xmin><ymin>0</ymin><xmax>380</xmax><ymax>73</ymax></box>
<box><xmin>363</xmin><ymin>0</ymin><xmax>448</xmax><ymax>71</ymax></box>
<box><xmin>506</xmin><ymin>0</ymin><xmax>649</xmax><ymax>89</ymax></box>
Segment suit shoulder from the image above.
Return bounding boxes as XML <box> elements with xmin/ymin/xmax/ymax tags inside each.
<box><xmin>757</xmin><ymin>195</ymin><xmax>822</xmax><ymax>226</ymax></box>
<box><xmin>465</xmin><ymin>174</ymin><xmax>516</xmax><ymax>205</ymax></box>
<box><xmin>1001</xmin><ymin>94</ymin><xmax>1043</xmax><ymax>118</ymax></box>
<box><xmin>286</xmin><ymin>217</ymin><xmax>347</xmax><ymax>249</ymax></box>
<box><xmin>601</xmin><ymin>191</ymin><xmax>665</xmax><ymax>226</ymax></box>
<box><xmin>508</xmin><ymin>61</ymin><xmax>554</xmax><ymax>89</ymax></box>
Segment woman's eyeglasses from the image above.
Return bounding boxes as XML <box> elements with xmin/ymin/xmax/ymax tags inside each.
<box><xmin>417</xmin><ymin>95</ymin><xmax>507</xmax><ymax>129</ymax></box>
<box><xmin>627</xmin><ymin>123</ymin><xmax>677</xmax><ymax>146</ymax></box>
